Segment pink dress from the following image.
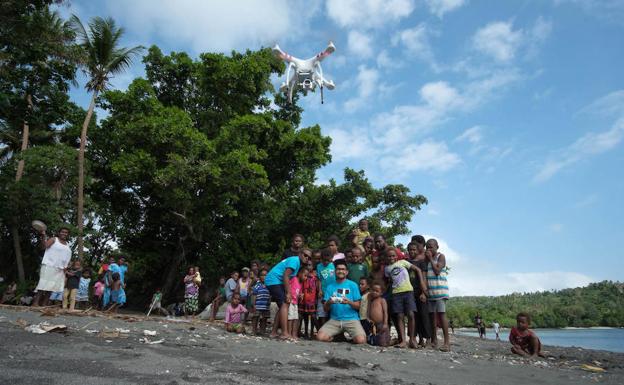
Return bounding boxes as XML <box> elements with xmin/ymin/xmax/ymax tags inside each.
<box><xmin>225</xmin><ymin>304</ymin><xmax>247</xmax><ymax>324</ymax></box>
<box><xmin>289</xmin><ymin>277</ymin><xmax>302</xmax><ymax>305</ymax></box>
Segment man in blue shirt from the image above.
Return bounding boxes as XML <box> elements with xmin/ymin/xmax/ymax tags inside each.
<box><xmin>266</xmin><ymin>252</ymin><xmax>308</xmax><ymax>339</ymax></box>
<box><xmin>316</xmin><ymin>259</ymin><xmax>365</xmax><ymax>344</ymax></box>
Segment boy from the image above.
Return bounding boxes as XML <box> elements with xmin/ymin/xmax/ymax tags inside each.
<box><xmin>358</xmin><ymin>277</ymin><xmax>370</xmax><ymax>325</ymax></box>
<box><xmin>63</xmin><ymin>260</ymin><xmax>82</xmax><ymax>311</ymax></box>
<box><xmin>348</xmin><ymin>246</ymin><xmax>369</xmax><ymax>284</ymax></box>
<box><xmin>365</xmin><ymin>281</ymin><xmax>390</xmax><ymax>347</ymax></box>
<box><xmin>224</xmin><ymin>270</ymin><xmax>239</xmax><ymax>302</ymax></box>
<box><xmin>316</xmin><ymin>248</ymin><xmax>336</xmax><ymax>327</ymax></box>
<box><xmin>251</xmin><ymin>269</ymin><xmax>271</xmax><ymax>335</ymax></box>
<box><xmin>75</xmin><ymin>268</ymin><xmax>92</xmax><ymax>309</ymax></box>
<box><xmin>384</xmin><ymin>247</ymin><xmax>427</xmax><ymax>348</ymax></box>
<box><xmin>149</xmin><ymin>288</ymin><xmax>169</xmax><ymax>316</ymax></box>
<box><xmin>510</xmin><ymin>313</ymin><xmax>543</xmax><ymax>358</ymax></box>
<box><xmin>426</xmin><ymin>239</ymin><xmax>450</xmax><ymax>352</ymax></box>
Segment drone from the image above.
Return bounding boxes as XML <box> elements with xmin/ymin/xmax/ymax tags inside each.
<box><xmin>272</xmin><ymin>41</ymin><xmax>336</xmax><ymax>104</ymax></box>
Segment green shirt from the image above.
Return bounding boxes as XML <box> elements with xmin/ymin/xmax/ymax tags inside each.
<box><xmin>347</xmin><ymin>263</ymin><xmax>369</xmax><ymax>284</ymax></box>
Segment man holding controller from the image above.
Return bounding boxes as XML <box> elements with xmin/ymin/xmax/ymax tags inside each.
<box><xmin>316</xmin><ymin>258</ymin><xmax>365</xmax><ymax>344</ymax></box>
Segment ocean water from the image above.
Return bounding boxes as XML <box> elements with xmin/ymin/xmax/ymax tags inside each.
<box><xmin>457</xmin><ymin>328</ymin><xmax>624</xmax><ymax>353</ymax></box>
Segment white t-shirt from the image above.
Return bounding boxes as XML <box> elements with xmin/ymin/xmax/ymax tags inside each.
<box><xmin>493</xmin><ymin>322</ymin><xmax>500</xmax><ymax>333</ymax></box>
<box><xmin>41</xmin><ymin>237</ymin><xmax>72</xmax><ymax>269</ymax></box>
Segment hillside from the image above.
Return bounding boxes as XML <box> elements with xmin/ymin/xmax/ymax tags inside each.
<box><xmin>447</xmin><ymin>281</ymin><xmax>624</xmax><ymax>328</ymax></box>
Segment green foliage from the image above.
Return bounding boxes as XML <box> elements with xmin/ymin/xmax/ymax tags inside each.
<box><xmin>447</xmin><ymin>281</ymin><xmax>624</xmax><ymax>328</ymax></box>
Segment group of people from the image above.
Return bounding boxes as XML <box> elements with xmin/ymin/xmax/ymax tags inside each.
<box><xmin>27</xmin><ymin>227</ymin><xmax>129</xmax><ymax>312</ymax></box>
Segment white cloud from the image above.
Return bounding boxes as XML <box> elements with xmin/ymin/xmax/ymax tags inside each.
<box><xmin>417</xmin><ymin>236</ymin><xmax>594</xmax><ymax>296</ymax></box>
<box><xmin>326</xmin><ymin>127</ymin><xmax>372</xmax><ymax>162</ymax></box>
<box><xmin>472</xmin><ymin>21</ymin><xmax>523</xmax><ymax>62</ymax></box>
<box><xmin>471</xmin><ymin>18</ymin><xmax>552</xmax><ymax>63</ymax></box>
<box><xmin>347</xmin><ymin>31</ymin><xmax>373</xmax><ymax>58</ymax></box>
<box><xmin>574</xmin><ymin>194</ymin><xmax>598</xmax><ymax>208</ymax></box>
<box><xmin>549</xmin><ymin>223</ymin><xmax>563</xmax><ymax>232</ymax></box>
<box><xmin>379</xmin><ymin>141</ymin><xmax>461</xmax><ymax>173</ymax></box>
<box><xmin>392</xmin><ymin>24</ymin><xmax>437</xmax><ymax>69</ymax></box>
<box><xmin>376</xmin><ymin>50</ymin><xmax>403</xmax><ymax>69</ymax></box>
<box><xmin>326</xmin><ymin>0</ymin><xmax>415</xmax><ymax>29</ymax></box>
<box><xmin>344</xmin><ymin>65</ymin><xmax>380</xmax><ymax>112</ymax></box>
<box><xmin>99</xmin><ymin>0</ymin><xmax>320</xmax><ymax>54</ymax></box>
<box><xmin>578</xmin><ymin>90</ymin><xmax>624</xmax><ymax>118</ymax></box>
<box><xmin>456</xmin><ymin>126</ymin><xmax>483</xmax><ymax>144</ymax></box>
<box><xmin>426</xmin><ymin>0</ymin><xmax>467</xmax><ymax>18</ymax></box>
<box><xmin>534</xmin><ymin>118</ymin><xmax>624</xmax><ymax>182</ymax></box>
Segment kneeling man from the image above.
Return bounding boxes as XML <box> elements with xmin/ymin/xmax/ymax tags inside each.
<box><xmin>316</xmin><ymin>258</ymin><xmax>365</xmax><ymax>344</ymax></box>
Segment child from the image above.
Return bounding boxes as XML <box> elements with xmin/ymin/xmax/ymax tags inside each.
<box><xmin>384</xmin><ymin>247</ymin><xmax>426</xmax><ymax>348</ymax></box>
<box><xmin>316</xmin><ymin>248</ymin><xmax>336</xmax><ymax>327</ymax></box>
<box><xmin>351</xmin><ymin>218</ymin><xmax>370</xmax><ymax>247</ymax></box>
<box><xmin>238</xmin><ymin>267</ymin><xmax>251</xmax><ymax>306</ymax></box>
<box><xmin>224</xmin><ymin>270</ymin><xmax>239</xmax><ymax>302</ymax></box>
<box><xmin>225</xmin><ymin>293</ymin><xmax>248</xmax><ymax>333</ymax></box>
<box><xmin>300</xmin><ymin>261</ymin><xmax>319</xmax><ymax>339</ymax></box>
<box><xmin>425</xmin><ymin>239</ymin><xmax>450</xmax><ymax>352</ymax></box>
<box><xmin>348</xmin><ymin>247</ymin><xmax>369</xmax><ymax>284</ymax></box>
<box><xmin>108</xmin><ymin>272</ymin><xmax>122</xmax><ymax>313</ymax></box>
<box><xmin>311</xmin><ymin>249</ymin><xmax>322</xmax><ymax>267</ymax></box>
<box><xmin>75</xmin><ymin>269</ymin><xmax>92</xmax><ymax>309</ymax></box>
<box><xmin>510</xmin><ymin>313</ymin><xmax>543</xmax><ymax>358</ymax></box>
<box><xmin>1</xmin><ymin>281</ymin><xmax>17</xmax><ymax>304</ymax></box>
<box><xmin>63</xmin><ymin>260</ymin><xmax>82</xmax><ymax>311</ymax></box>
<box><xmin>287</xmin><ymin>267</ymin><xmax>307</xmax><ymax>340</ymax></box>
<box><xmin>365</xmin><ymin>281</ymin><xmax>390</xmax><ymax>347</ymax></box>
<box><xmin>209</xmin><ymin>276</ymin><xmax>226</xmax><ymax>321</ymax></box>
<box><xmin>148</xmin><ymin>288</ymin><xmax>169</xmax><ymax>316</ymax></box>
<box><xmin>250</xmin><ymin>269</ymin><xmax>271</xmax><ymax>335</ymax></box>
<box><xmin>358</xmin><ymin>277</ymin><xmax>370</xmax><ymax>326</ymax></box>
<box><xmin>93</xmin><ymin>275</ymin><xmax>105</xmax><ymax>310</ymax></box>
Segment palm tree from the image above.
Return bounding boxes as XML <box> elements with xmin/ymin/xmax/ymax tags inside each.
<box><xmin>70</xmin><ymin>15</ymin><xmax>143</xmax><ymax>259</ymax></box>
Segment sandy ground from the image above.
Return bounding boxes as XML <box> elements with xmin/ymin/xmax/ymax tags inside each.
<box><xmin>1</xmin><ymin>306</ymin><xmax>622</xmax><ymax>385</ymax></box>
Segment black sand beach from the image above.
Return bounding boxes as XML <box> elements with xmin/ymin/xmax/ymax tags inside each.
<box><xmin>1</xmin><ymin>306</ymin><xmax>622</xmax><ymax>385</ymax></box>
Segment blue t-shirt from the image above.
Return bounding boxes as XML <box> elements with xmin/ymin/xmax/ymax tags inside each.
<box><xmin>251</xmin><ymin>282</ymin><xmax>271</xmax><ymax>311</ymax></box>
<box><xmin>266</xmin><ymin>256</ymin><xmax>301</xmax><ymax>286</ymax></box>
<box><xmin>316</xmin><ymin>262</ymin><xmax>336</xmax><ymax>293</ymax></box>
<box><xmin>323</xmin><ymin>279</ymin><xmax>361</xmax><ymax>321</ymax></box>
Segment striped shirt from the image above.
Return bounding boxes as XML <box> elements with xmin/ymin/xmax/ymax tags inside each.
<box><xmin>252</xmin><ymin>282</ymin><xmax>271</xmax><ymax>311</ymax></box>
<box><xmin>426</xmin><ymin>253</ymin><xmax>449</xmax><ymax>300</ymax></box>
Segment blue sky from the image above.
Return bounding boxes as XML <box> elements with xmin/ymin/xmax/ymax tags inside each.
<box><xmin>60</xmin><ymin>0</ymin><xmax>624</xmax><ymax>296</ymax></box>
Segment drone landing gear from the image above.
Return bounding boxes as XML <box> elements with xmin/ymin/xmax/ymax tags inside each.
<box><xmin>321</xmin><ymin>85</ymin><xmax>324</xmax><ymax>104</ymax></box>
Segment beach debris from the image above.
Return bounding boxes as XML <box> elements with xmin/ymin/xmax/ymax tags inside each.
<box><xmin>24</xmin><ymin>322</ymin><xmax>67</xmax><ymax>334</ymax></box>
<box><xmin>14</xmin><ymin>318</ymin><xmax>28</xmax><ymax>328</ymax></box>
<box><xmin>139</xmin><ymin>337</ymin><xmax>165</xmax><ymax>345</ymax></box>
<box><xmin>97</xmin><ymin>328</ymin><xmax>128</xmax><ymax>338</ymax></box>
<box><xmin>115</xmin><ymin>327</ymin><xmax>130</xmax><ymax>333</ymax></box>
<box><xmin>85</xmin><ymin>329</ymin><xmax>99</xmax><ymax>334</ymax></box>
<box><xmin>580</xmin><ymin>364</ymin><xmax>606</xmax><ymax>373</ymax></box>
<box><xmin>143</xmin><ymin>330</ymin><xmax>157</xmax><ymax>336</ymax></box>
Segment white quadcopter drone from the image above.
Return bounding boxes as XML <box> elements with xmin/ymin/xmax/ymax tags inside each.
<box><xmin>272</xmin><ymin>41</ymin><xmax>336</xmax><ymax>104</ymax></box>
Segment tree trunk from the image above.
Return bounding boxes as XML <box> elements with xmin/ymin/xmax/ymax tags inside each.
<box><xmin>162</xmin><ymin>237</ymin><xmax>186</xmax><ymax>302</ymax></box>
<box><xmin>77</xmin><ymin>91</ymin><xmax>97</xmax><ymax>260</ymax></box>
<box><xmin>11</xmin><ymin>94</ymin><xmax>33</xmax><ymax>284</ymax></box>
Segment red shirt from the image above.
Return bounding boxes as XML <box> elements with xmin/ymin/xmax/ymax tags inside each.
<box><xmin>509</xmin><ymin>327</ymin><xmax>541</xmax><ymax>354</ymax></box>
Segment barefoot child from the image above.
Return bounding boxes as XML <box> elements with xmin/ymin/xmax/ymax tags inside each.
<box><xmin>108</xmin><ymin>272</ymin><xmax>122</xmax><ymax>313</ymax></box>
<box><xmin>63</xmin><ymin>260</ymin><xmax>82</xmax><ymax>311</ymax></box>
<box><xmin>75</xmin><ymin>269</ymin><xmax>91</xmax><ymax>309</ymax></box>
<box><xmin>510</xmin><ymin>312</ymin><xmax>543</xmax><ymax>358</ymax></box>
<box><xmin>426</xmin><ymin>238</ymin><xmax>450</xmax><ymax>352</ymax></box>
<box><xmin>93</xmin><ymin>275</ymin><xmax>105</xmax><ymax>310</ymax></box>
<box><xmin>250</xmin><ymin>269</ymin><xmax>270</xmax><ymax>335</ymax></box>
<box><xmin>300</xmin><ymin>261</ymin><xmax>319</xmax><ymax>339</ymax></box>
<box><xmin>208</xmin><ymin>276</ymin><xmax>226</xmax><ymax>321</ymax></box>
<box><xmin>288</xmin><ymin>267</ymin><xmax>307</xmax><ymax>340</ymax></box>
<box><xmin>366</xmin><ymin>281</ymin><xmax>390</xmax><ymax>347</ymax></box>
<box><xmin>225</xmin><ymin>293</ymin><xmax>248</xmax><ymax>333</ymax></box>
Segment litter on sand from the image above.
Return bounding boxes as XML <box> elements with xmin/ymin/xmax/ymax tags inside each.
<box><xmin>143</xmin><ymin>330</ymin><xmax>157</xmax><ymax>336</ymax></box>
<box><xmin>24</xmin><ymin>322</ymin><xmax>67</xmax><ymax>334</ymax></box>
<box><xmin>580</xmin><ymin>364</ymin><xmax>606</xmax><ymax>373</ymax></box>
<box><xmin>139</xmin><ymin>337</ymin><xmax>165</xmax><ymax>344</ymax></box>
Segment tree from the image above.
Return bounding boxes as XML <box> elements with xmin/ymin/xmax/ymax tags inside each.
<box><xmin>69</xmin><ymin>15</ymin><xmax>143</xmax><ymax>259</ymax></box>
<box><xmin>0</xmin><ymin>1</ymin><xmax>78</xmax><ymax>282</ymax></box>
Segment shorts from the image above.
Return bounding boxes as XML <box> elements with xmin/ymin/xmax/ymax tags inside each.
<box><xmin>288</xmin><ymin>304</ymin><xmax>299</xmax><ymax>320</ymax></box>
<box><xmin>316</xmin><ymin>297</ymin><xmax>327</xmax><ymax>317</ymax></box>
<box><xmin>361</xmin><ymin>320</ymin><xmax>390</xmax><ymax>346</ymax></box>
<box><xmin>228</xmin><ymin>323</ymin><xmax>242</xmax><ymax>330</ymax></box>
<box><xmin>391</xmin><ymin>291</ymin><xmax>416</xmax><ymax>314</ymax></box>
<box><xmin>428</xmin><ymin>299</ymin><xmax>447</xmax><ymax>313</ymax></box>
<box><xmin>319</xmin><ymin>319</ymin><xmax>366</xmax><ymax>339</ymax></box>
<box><xmin>268</xmin><ymin>284</ymin><xmax>286</xmax><ymax>307</ymax></box>
<box><xmin>253</xmin><ymin>309</ymin><xmax>270</xmax><ymax>319</ymax></box>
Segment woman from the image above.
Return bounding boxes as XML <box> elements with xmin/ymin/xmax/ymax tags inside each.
<box><xmin>184</xmin><ymin>267</ymin><xmax>200</xmax><ymax>317</ymax></box>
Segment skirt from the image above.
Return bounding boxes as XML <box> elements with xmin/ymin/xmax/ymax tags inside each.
<box><xmin>185</xmin><ymin>293</ymin><xmax>199</xmax><ymax>313</ymax></box>
<box><xmin>35</xmin><ymin>264</ymin><xmax>65</xmax><ymax>292</ymax></box>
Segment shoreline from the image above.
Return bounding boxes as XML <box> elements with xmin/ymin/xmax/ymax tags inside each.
<box><xmin>1</xmin><ymin>306</ymin><xmax>623</xmax><ymax>384</ymax></box>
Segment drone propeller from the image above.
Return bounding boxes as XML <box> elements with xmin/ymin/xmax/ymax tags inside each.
<box><xmin>272</xmin><ymin>44</ymin><xmax>294</xmax><ymax>63</ymax></box>
<box><xmin>315</xmin><ymin>41</ymin><xmax>336</xmax><ymax>62</ymax></box>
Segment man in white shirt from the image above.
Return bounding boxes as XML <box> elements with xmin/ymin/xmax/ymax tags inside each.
<box><xmin>32</xmin><ymin>227</ymin><xmax>72</xmax><ymax>306</ymax></box>
<box><xmin>493</xmin><ymin>320</ymin><xmax>501</xmax><ymax>341</ymax></box>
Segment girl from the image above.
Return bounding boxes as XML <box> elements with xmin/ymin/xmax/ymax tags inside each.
<box><xmin>93</xmin><ymin>275</ymin><xmax>105</xmax><ymax>310</ymax></box>
<box><xmin>287</xmin><ymin>267</ymin><xmax>307</xmax><ymax>340</ymax></box>
<box><xmin>184</xmin><ymin>267</ymin><xmax>199</xmax><ymax>317</ymax></box>
<box><xmin>76</xmin><ymin>269</ymin><xmax>92</xmax><ymax>309</ymax></box>
<box><xmin>225</xmin><ymin>293</ymin><xmax>248</xmax><ymax>333</ymax></box>
<box><xmin>300</xmin><ymin>261</ymin><xmax>319</xmax><ymax>339</ymax></box>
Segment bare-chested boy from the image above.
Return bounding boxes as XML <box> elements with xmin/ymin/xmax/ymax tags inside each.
<box><xmin>366</xmin><ymin>281</ymin><xmax>390</xmax><ymax>347</ymax></box>
<box><xmin>510</xmin><ymin>312</ymin><xmax>544</xmax><ymax>358</ymax></box>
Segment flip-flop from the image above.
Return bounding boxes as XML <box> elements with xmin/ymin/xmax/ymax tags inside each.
<box><xmin>439</xmin><ymin>345</ymin><xmax>450</xmax><ymax>352</ymax></box>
